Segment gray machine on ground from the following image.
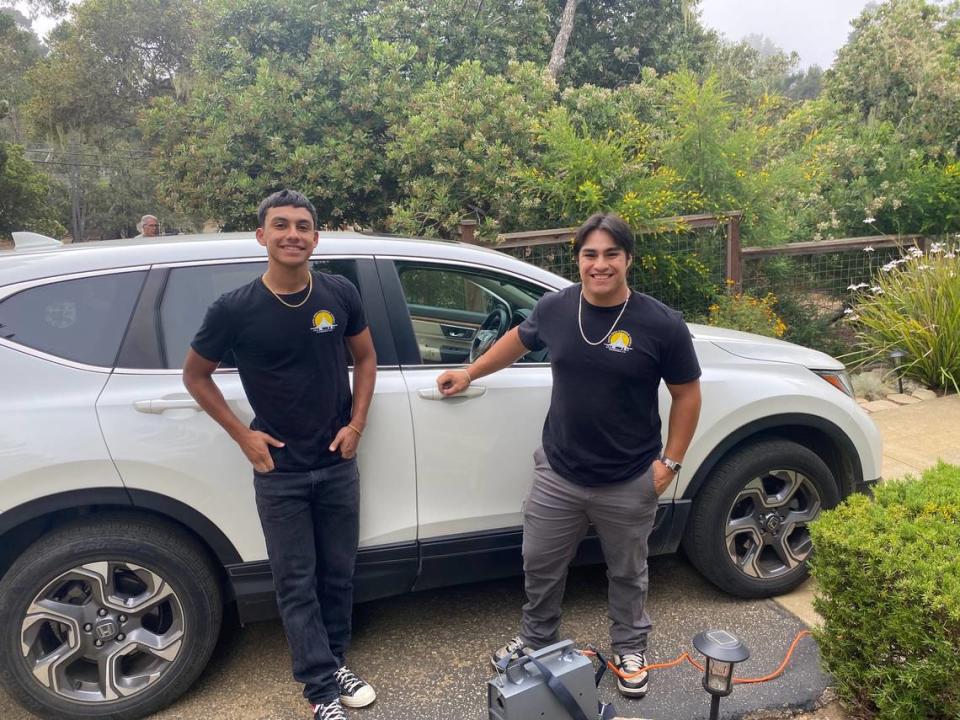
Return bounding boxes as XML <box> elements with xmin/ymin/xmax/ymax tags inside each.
<box><xmin>488</xmin><ymin>640</ymin><xmax>616</xmax><ymax>720</ymax></box>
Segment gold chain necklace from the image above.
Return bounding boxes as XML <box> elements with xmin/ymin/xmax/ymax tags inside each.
<box><xmin>578</xmin><ymin>288</ymin><xmax>630</xmax><ymax>346</ymax></box>
<box><xmin>262</xmin><ymin>272</ymin><xmax>313</xmax><ymax>309</ymax></box>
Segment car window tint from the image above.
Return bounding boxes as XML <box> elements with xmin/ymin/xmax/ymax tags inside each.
<box><xmin>0</xmin><ymin>271</ymin><xmax>147</xmax><ymax>367</ymax></box>
<box><xmin>160</xmin><ymin>260</ymin><xmax>360</xmax><ymax>369</ymax></box>
<box><xmin>394</xmin><ymin>261</ymin><xmax>549</xmax><ymax>365</ymax></box>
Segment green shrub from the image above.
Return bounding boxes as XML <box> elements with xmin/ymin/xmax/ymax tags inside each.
<box><xmin>847</xmin><ymin>244</ymin><xmax>960</xmax><ymax>391</ymax></box>
<box><xmin>705</xmin><ymin>287</ymin><xmax>787</xmax><ymax>338</ymax></box>
<box><xmin>774</xmin><ymin>293</ymin><xmax>850</xmax><ymax>357</ymax></box>
<box><xmin>809</xmin><ymin>463</ymin><xmax>960</xmax><ymax>719</ymax></box>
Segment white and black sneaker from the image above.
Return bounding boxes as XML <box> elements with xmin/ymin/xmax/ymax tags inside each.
<box><xmin>613</xmin><ymin>651</ymin><xmax>649</xmax><ymax>698</ymax></box>
<box><xmin>490</xmin><ymin>635</ymin><xmax>531</xmax><ymax>669</ymax></box>
<box><xmin>312</xmin><ymin>698</ymin><xmax>347</xmax><ymax>720</ymax></box>
<box><xmin>335</xmin><ymin>665</ymin><xmax>376</xmax><ymax>708</ymax></box>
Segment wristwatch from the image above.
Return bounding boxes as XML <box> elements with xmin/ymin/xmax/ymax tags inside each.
<box><xmin>659</xmin><ymin>456</ymin><xmax>682</xmax><ymax>474</ymax></box>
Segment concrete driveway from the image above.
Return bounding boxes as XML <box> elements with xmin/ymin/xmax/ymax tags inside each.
<box><xmin>1</xmin><ymin>555</ymin><xmax>828</xmax><ymax>720</ymax></box>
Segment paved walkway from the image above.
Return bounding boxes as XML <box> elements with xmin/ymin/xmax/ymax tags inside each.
<box><xmin>775</xmin><ymin>392</ymin><xmax>960</xmax><ymax>628</ymax></box>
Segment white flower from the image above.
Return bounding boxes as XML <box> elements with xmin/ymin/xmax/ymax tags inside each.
<box><xmin>908</xmin><ymin>246</ymin><xmax>924</xmax><ymax>258</ymax></box>
<box><xmin>844</xmin><ymin>308</ymin><xmax>854</xmax><ymax>314</ymax></box>
<box><xmin>881</xmin><ymin>262</ymin><xmax>897</xmax><ymax>272</ymax></box>
<box><xmin>863</xmin><ymin>246</ymin><xmax>875</xmax><ymax>253</ymax></box>
<box><xmin>946</xmin><ymin>252</ymin><xmax>957</xmax><ymax>259</ymax></box>
<box><xmin>863</xmin><ymin>216</ymin><xmax>876</xmax><ymax>224</ymax></box>
<box><xmin>871</xmin><ymin>286</ymin><xmax>883</xmax><ymax>294</ymax></box>
<box><xmin>846</xmin><ymin>282</ymin><xmax>869</xmax><ymax>290</ymax></box>
<box><xmin>930</xmin><ymin>242</ymin><xmax>944</xmax><ymax>254</ymax></box>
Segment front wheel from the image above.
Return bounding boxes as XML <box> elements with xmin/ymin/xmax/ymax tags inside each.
<box><xmin>682</xmin><ymin>439</ymin><xmax>841</xmax><ymax>598</ymax></box>
<box><xmin>0</xmin><ymin>515</ymin><xmax>223</xmax><ymax>719</ymax></box>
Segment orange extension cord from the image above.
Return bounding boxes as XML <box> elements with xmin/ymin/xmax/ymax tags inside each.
<box><xmin>582</xmin><ymin>629</ymin><xmax>812</xmax><ymax>685</ymax></box>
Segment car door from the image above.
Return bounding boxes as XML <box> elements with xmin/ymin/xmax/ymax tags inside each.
<box><xmin>376</xmin><ymin>257</ymin><xmax>556</xmax><ymax>588</ymax></box>
<box><xmin>96</xmin><ymin>257</ymin><xmax>418</xmax><ymax>595</ymax></box>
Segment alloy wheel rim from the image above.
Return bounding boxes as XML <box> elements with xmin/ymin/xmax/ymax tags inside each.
<box><xmin>19</xmin><ymin>561</ymin><xmax>184</xmax><ymax>703</ymax></box>
<box><xmin>725</xmin><ymin>469</ymin><xmax>822</xmax><ymax>579</ymax></box>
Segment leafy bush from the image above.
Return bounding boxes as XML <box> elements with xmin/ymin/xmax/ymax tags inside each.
<box><xmin>809</xmin><ymin>463</ymin><xmax>960</xmax><ymax>719</ymax></box>
<box><xmin>848</xmin><ymin>243</ymin><xmax>960</xmax><ymax>391</ymax></box>
<box><xmin>705</xmin><ymin>287</ymin><xmax>786</xmax><ymax>338</ymax></box>
<box><xmin>774</xmin><ymin>292</ymin><xmax>850</xmax><ymax>357</ymax></box>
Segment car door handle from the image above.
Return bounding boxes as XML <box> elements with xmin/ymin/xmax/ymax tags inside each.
<box><xmin>133</xmin><ymin>399</ymin><xmax>202</xmax><ymax>413</ymax></box>
<box><xmin>417</xmin><ymin>386</ymin><xmax>487</xmax><ymax>400</ymax></box>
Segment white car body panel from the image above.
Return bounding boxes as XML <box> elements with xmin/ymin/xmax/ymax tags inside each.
<box><xmin>401</xmin><ymin>364</ymin><xmax>553</xmax><ymax>538</ymax></box>
<box><xmin>0</xmin><ymin>345</ymin><xmax>124</xmax><ymax>512</ymax></box>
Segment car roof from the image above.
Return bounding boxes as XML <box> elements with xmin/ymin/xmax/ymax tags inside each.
<box><xmin>0</xmin><ymin>232</ymin><xmax>570</xmax><ymax>289</ymax></box>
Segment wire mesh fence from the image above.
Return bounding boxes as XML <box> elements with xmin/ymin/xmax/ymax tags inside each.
<box><xmin>741</xmin><ymin>236</ymin><xmax>927</xmax><ymax>300</ymax></box>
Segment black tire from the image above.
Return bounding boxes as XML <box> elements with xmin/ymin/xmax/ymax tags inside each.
<box><xmin>682</xmin><ymin>438</ymin><xmax>841</xmax><ymax>598</ymax></box>
<box><xmin>0</xmin><ymin>514</ymin><xmax>223</xmax><ymax>720</ymax></box>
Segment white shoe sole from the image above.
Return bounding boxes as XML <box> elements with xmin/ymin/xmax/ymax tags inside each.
<box><xmin>616</xmin><ymin>679</ymin><xmax>648</xmax><ymax>698</ymax></box>
<box><xmin>340</xmin><ymin>686</ymin><xmax>377</xmax><ymax>708</ymax></box>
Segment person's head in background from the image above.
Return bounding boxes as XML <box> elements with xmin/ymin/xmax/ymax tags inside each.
<box><xmin>138</xmin><ymin>215</ymin><xmax>160</xmax><ymax>237</ymax></box>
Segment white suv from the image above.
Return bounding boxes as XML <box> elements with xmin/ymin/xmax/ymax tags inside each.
<box><xmin>0</xmin><ymin>232</ymin><xmax>881</xmax><ymax>719</ymax></box>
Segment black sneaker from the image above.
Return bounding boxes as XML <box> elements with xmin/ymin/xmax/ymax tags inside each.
<box><xmin>613</xmin><ymin>651</ymin><xmax>649</xmax><ymax>698</ymax></box>
<box><xmin>490</xmin><ymin>635</ymin><xmax>531</xmax><ymax>669</ymax></box>
<box><xmin>335</xmin><ymin>665</ymin><xmax>376</xmax><ymax>708</ymax></box>
<box><xmin>312</xmin><ymin>699</ymin><xmax>347</xmax><ymax>720</ymax></box>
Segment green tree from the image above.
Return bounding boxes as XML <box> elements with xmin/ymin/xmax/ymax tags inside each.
<box><xmin>0</xmin><ymin>9</ymin><xmax>45</xmax><ymax>143</ymax></box>
<box><xmin>828</xmin><ymin>0</ymin><xmax>960</xmax><ymax>157</ymax></box>
<box><xmin>0</xmin><ymin>141</ymin><xmax>65</xmax><ymax>240</ymax></box>
<box><xmin>555</xmin><ymin>0</ymin><xmax>712</xmax><ymax>87</ymax></box>
<box><xmin>25</xmin><ymin>0</ymin><xmax>201</xmax><ymax>141</ymax></box>
<box><xmin>146</xmin><ymin>28</ymin><xmax>418</xmax><ymax>229</ymax></box>
<box><xmin>386</xmin><ymin>61</ymin><xmax>557</xmax><ymax>239</ymax></box>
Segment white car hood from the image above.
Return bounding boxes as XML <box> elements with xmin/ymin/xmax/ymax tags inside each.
<box><xmin>688</xmin><ymin>323</ymin><xmax>845</xmax><ymax>370</ymax></box>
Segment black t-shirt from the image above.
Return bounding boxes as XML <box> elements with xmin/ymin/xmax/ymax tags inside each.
<box><xmin>518</xmin><ymin>284</ymin><xmax>701</xmax><ymax>486</ymax></box>
<box><xmin>190</xmin><ymin>272</ymin><xmax>366</xmax><ymax>472</ymax></box>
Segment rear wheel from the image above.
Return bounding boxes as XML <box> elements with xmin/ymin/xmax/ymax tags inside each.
<box><xmin>682</xmin><ymin>439</ymin><xmax>841</xmax><ymax>598</ymax></box>
<box><xmin>0</xmin><ymin>516</ymin><xmax>222</xmax><ymax>719</ymax></box>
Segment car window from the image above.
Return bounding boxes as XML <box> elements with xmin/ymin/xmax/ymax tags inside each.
<box><xmin>0</xmin><ymin>271</ymin><xmax>147</xmax><ymax>367</ymax></box>
<box><xmin>159</xmin><ymin>260</ymin><xmax>360</xmax><ymax>369</ymax></box>
<box><xmin>394</xmin><ymin>261</ymin><xmax>549</xmax><ymax>364</ymax></box>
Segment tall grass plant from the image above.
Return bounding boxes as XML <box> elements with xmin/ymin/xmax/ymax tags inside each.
<box><xmin>848</xmin><ymin>242</ymin><xmax>960</xmax><ymax>391</ymax></box>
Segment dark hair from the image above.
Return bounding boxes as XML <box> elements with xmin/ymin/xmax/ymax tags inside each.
<box><xmin>256</xmin><ymin>189</ymin><xmax>318</xmax><ymax>228</ymax></box>
<box><xmin>572</xmin><ymin>213</ymin><xmax>634</xmax><ymax>257</ymax></box>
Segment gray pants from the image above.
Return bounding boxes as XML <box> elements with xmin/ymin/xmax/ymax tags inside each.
<box><xmin>520</xmin><ymin>447</ymin><xmax>659</xmax><ymax>654</ymax></box>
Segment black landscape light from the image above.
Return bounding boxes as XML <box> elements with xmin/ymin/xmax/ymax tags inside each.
<box><xmin>889</xmin><ymin>347</ymin><xmax>907</xmax><ymax>394</ymax></box>
<box><xmin>693</xmin><ymin>629</ymin><xmax>750</xmax><ymax>720</ymax></box>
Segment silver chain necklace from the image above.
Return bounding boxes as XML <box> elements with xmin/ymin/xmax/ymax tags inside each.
<box><xmin>578</xmin><ymin>288</ymin><xmax>630</xmax><ymax>346</ymax></box>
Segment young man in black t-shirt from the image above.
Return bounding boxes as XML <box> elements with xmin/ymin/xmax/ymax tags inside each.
<box><xmin>183</xmin><ymin>190</ymin><xmax>377</xmax><ymax>720</ymax></box>
<box><xmin>437</xmin><ymin>213</ymin><xmax>702</xmax><ymax>700</ymax></box>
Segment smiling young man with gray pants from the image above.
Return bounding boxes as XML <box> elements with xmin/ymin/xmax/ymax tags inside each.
<box><xmin>437</xmin><ymin>213</ymin><xmax>701</xmax><ymax>699</ymax></box>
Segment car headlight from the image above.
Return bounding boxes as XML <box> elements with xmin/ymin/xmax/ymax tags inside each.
<box><xmin>813</xmin><ymin>369</ymin><xmax>855</xmax><ymax>398</ymax></box>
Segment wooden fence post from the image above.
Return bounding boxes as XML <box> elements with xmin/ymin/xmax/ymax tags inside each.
<box><xmin>725</xmin><ymin>214</ymin><xmax>742</xmax><ymax>291</ymax></box>
<box><xmin>459</xmin><ymin>218</ymin><xmax>478</xmax><ymax>244</ymax></box>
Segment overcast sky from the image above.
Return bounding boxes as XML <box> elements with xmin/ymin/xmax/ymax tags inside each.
<box><xmin>698</xmin><ymin>0</ymin><xmax>874</xmax><ymax>68</ymax></box>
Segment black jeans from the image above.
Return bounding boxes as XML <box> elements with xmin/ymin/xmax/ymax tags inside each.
<box><xmin>254</xmin><ymin>459</ymin><xmax>360</xmax><ymax>704</ymax></box>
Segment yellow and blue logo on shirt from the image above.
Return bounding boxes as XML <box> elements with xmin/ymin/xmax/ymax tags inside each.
<box><xmin>311</xmin><ymin>310</ymin><xmax>337</xmax><ymax>333</ymax></box>
<box><xmin>604</xmin><ymin>330</ymin><xmax>633</xmax><ymax>353</ymax></box>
